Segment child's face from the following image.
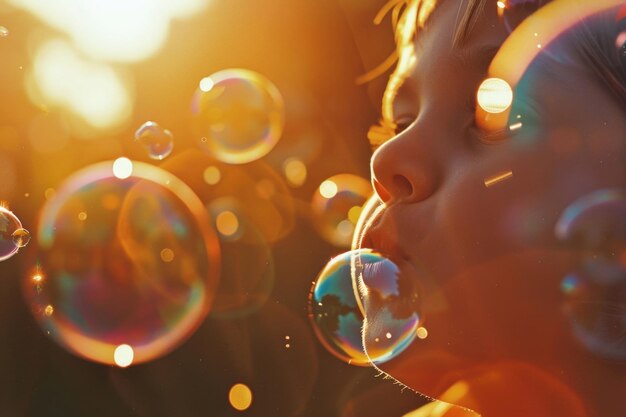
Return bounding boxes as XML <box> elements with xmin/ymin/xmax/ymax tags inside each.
<box><xmin>359</xmin><ymin>0</ymin><xmax>625</xmax><ymax>408</ymax></box>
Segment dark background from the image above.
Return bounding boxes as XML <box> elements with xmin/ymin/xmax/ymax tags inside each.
<box><xmin>0</xmin><ymin>0</ymin><xmax>427</xmax><ymax>415</ymax></box>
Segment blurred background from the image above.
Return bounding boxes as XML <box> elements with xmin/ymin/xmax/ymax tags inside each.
<box><xmin>0</xmin><ymin>0</ymin><xmax>428</xmax><ymax>416</ymax></box>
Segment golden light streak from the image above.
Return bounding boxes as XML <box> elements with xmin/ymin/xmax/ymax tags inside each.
<box><xmin>484</xmin><ymin>171</ymin><xmax>514</xmax><ymax>187</ymax></box>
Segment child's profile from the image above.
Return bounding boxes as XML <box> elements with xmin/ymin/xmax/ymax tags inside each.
<box><xmin>353</xmin><ymin>0</ymin><xmax>626</xmax><ymax>415</ymax></box>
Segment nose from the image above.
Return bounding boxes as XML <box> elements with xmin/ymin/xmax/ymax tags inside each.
<box><xmin>370</xmin><ymin>123</ymin><xmax>440</xmax><ymax>204</ymax></box>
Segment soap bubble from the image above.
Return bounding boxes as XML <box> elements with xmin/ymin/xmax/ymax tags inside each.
<box><xmin>556</xmin><ymin>189</ymin><xmax>626</xmax><ymax>360</ymax></box>
<box><xmin>352</xmin><ymin>250</ymin><xmax>422</xmax><ymax>364</ymax></box>
<box><xmin>496</xmin><ymin>0</ymin><xmax>550</xmax><ymax>33</ymax></box>
<box><xmin>24</xmin><ymin>161</ymin><xmax>220</xmax><ymax>366</ymax></box>
<box><xmin>191</xmin><ymin>69</ymin><xmax>285</xmax><ymax>164</ymax></box>
<box><xmin>0</xmin><ymin>206</ymin><xmax>28</xmax><ymax>261</ymax></box>
<box><xmin>311</xmin><ymin>174</ymin><xmax>372</xmax><ymax>247</ymax></box>
<box><xmin>308</xmin><ymin>250</ymin><xmax>371</xmax><ymax>366</ymax></box>
<box><xmin>309</xmin><ymin>249</ymin><xmax>421</xmax><ymax>365</ymax></box>
<box><xmin>134</xmin><ymin>121</ymin><xmax>174</xmax><ymax>160</ymax></box>
<box><xmin>12</xmin><ymin>228</ymin><xmax>31</xmax><ymax>248</ymax></box>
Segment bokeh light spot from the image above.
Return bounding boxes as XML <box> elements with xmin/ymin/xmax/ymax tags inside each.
<box><xmin>319</xmin><ymin>180</ymin><xmax>338</xmax><ymax>199</ymax></box>
<box><xmin>477</xmin><ymin>77</ymin><xmax>513</xmax><ymax>114</ymax></box>
<box><xmin>160</xmin><ymin>248</ymin><xmax>175</xmax><ymax>263</ymax></box>
<box><xmin>216</xmin><ymin>210</ymin><xmax>240</xmax><ymax>238</ymax></box>
<box><xmin>229</xmin><ymin>383</ymin><xmax>253</xmax><ymax>411</ymax></box>
<box><xmin>0</xmin><ymin>26</ymin><xmax>8</xmax><ymax>37</ymax></box>
<box><xmin>203</xmin><ymin>166</ymin><xmax>221</xmax><ymax>185</ymax></box>
<box><xmin>199</xmin><ymin>76</ymin><xmax>214</xmax><ymax>92</ymax></box>
<box><xmin>283</xmin><ymin>158</ymin><xmax>307</xmax><ymax>187</ymax></box>
<box><xmin>112</xmin><ymin>157</ymin><xmax>133</xmax><ymax>179</ymax></box>
<box><xmin>114</xmin><ymin>344</ymin><xmax>134</xmax><ymax>368</ymax></box>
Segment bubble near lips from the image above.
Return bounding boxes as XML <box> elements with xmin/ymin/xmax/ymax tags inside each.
<box><xmin>352</xmin><ymin>249</ymin><xmax>423</xmax><ymax>364</ymax></box>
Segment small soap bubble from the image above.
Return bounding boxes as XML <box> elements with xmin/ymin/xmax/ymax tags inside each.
<box><xmin>0</xmin><ymin>206</ymin><xmax>23</xmax><ymax>261</ymax></box>
<box><xmin>134</xmin><ymin>121</ymin><xmax>174</xmax><ymax>160</ymax></box>
<box><xmin>496</xmin><ymin>0</ymin><xmax>550</xmax><ymax>33</ymax></box>
<box><xmin>556</xmin><ymin>189</ymin><xmax>626</xmax><ymax>360</ymax></box>
<box><xmin>24</xmin><ymin>161</ymin><xmax>220</xmax><ymax>366</ymax></box>
<box><xmin>12</xmin><ymin>228</ymin><xmax>30</xmax><ymax>248</ymax></box>
<box><xmin>352</xmin><ymin>250</ymin><xmax>422</xmax><ymax>364</ymax></box>
<box><xmin>311</xmin><ymin>174</ymin><xmax>372</xmax><ymax>247</ymax></box>
<box><xmin>0</xmin><ymin>26</ymin><xmax>8</xmax><ymax>37</ymax></box>
<box><xmin>191</xmin><ymin>69</ymin><xmax>285</xmax><ymax>164</ymax></box>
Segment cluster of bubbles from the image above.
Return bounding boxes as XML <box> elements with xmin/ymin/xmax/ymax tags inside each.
<box><xmin>191</xmin><ymin>69</ymin><xmax>285</xmax><ymax>165</ymax></box>
<box><xmin>556</xmin><ymin>189</ymin><xmax>626</xmax><ymax>360</ymax></box>
<box><xmin>0</xmin><ymin>206</ymin><xmax>30</xmax><ymax>262</ymax></box>
<box><xmin>24</xmin><ymin>160</ymin><xmax>220</xmax><ymax>366</ymax></box>
<box><xmin>308</xmin><ymin>249</ymin><xmax>422</xmax><ymax>366</ymax></box>
<box><xmin>134</xmin><ymin>121</ymin><xmax>174</xmax><ymax>160</ymax></box>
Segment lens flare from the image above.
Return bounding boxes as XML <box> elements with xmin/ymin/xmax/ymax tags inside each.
<box><xmin>556</xmin><ymin>189</ymin><xmax>626</xmax><ymax>360</ymax></box>
<box><xmin>134</xmin><ymin>121</ymin><xmax>174</xmax><ymax>160</ymax></box>
<box><xmin>192</xmin><ymin>69</ymin><xmax>285</xmax><ymax>164</ymax></box>
<box><xmin>476</xmin><ymin>78</ymin><xmax>513</xmax><ymax>114</ymax></box>
<box><xmin>311</xmin><ymin>174</ymin><xmax>372</xmax><ymax>247</ymax></box>
<box><xmin>0</xmin><ymin>206</ymin><xmax>26</xmax><ymax>262</ymax></box>
<box><xmin>24</xmin><ymin>161</ymin><xmax>220</xmax><ymax>366</ymax></box>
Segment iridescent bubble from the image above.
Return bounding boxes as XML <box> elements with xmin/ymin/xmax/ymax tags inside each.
<box><xmin>496</xmin><ymin>0</ymin><xmax>550</xmax><ymax>33</ymax></box>
<box><xmin>311</xmin><ymin>174</ymin><xmax>372</xmax><ymax>247</ymax></box>
<box><xmin>191</xmin><ymin>69</ymin><xmax>285</xmax><ymax>164</ymax></box>
<box><xmin>24</xmin><ymin>161</ymin><xmax>220</xmax><ymax>366</ymax></box>
<box><xmin>308</xmin><ymin>250</ymin><xmax>370</xmax><ymax>366</ymax></box>
<box><xmin>352</xmin><ymin>250</ymin><xmax>422</xmax><ymax>364</ymax></box>
<box><xmin>556</xmin><ymin>189</ymin><xmax>626</xmax><ymax>360</ymax></box>
<box><xmin>12</xmin><ymin>228</ymin><xmax>31</xmax><ymax>248</ymax></box>
<box><xmin>0</xmin><ymin>205</ymin><xmax>25</xmax><ymax>261</ymax></box>
<box><xmin>134</xmin><ymin>121</ymin><xmax>174</xmax><ymax>160</ymax></box>
<box><xmin>309</xmin><ymin>249</ymin><xmax>421</xmax><ymax>366</ymax></box>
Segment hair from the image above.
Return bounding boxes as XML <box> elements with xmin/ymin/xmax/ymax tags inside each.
<box><xmin>366</xmin><ymin>0</ymin><xmax>626</xmax><ymax>148</ymax></box>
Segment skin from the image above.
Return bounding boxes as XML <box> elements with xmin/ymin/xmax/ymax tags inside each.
<box><xmin>359</xmin><ymin>1</ymin><xmax>626</xmax><ymax>415</ymax></box>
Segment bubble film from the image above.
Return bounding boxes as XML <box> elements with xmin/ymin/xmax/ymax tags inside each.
<box><xmin>556</xmin><ymin>189</ymin><xmax>626</xmax><ymax>359</ymax></box>
<box><xmin>0</xmin><ymin>206</ymin><xmax>26</xmax><ymax>262</ymax></box>
<box><xmin>311</xmin><ymin>174</ymin><xmax>372</xmax><ymax>247</ymax></box>
<box><xmin>191</xmin><ymin>69</ymin><xmax>285</xmax><ymax>164</ymax></box>
<box><xmin>134</xmin><ymin>121</ymin><xmax>174</xmax><ymax>160</ymax></box>
<box><xmin>24</xmin><ymin>161</ymin><xmax>220</xmax><ymax>366</ymax></box>
<box><xmin>352</xmin><ymin>250</ymin><xmax>422</xmax><ymax>364</ymax></box>
<box><xmin>308</xmin><ymin>250</ymin><xmax>370</xmax><ymax>366</ymax></box>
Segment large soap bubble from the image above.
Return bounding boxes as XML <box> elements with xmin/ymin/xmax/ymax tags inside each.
<box><xmin>24</xmin><ymin>160</ymin><xmax>220</xmax><ymax>366</ymax></box>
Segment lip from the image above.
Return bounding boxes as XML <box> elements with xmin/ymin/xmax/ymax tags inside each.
<box><xmin>357</xmin><ymin>203</ymin><xmax>413</xmax><ymax>263</ymax></box>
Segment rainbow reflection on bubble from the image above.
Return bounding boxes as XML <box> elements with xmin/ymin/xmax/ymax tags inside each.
<box><xmin>556</xmin><ymin>189</ymin><xmax>626</xmax><ymax>360</ymax></box>
<box><xmin>191</xmin><ymin>69</ymin><xmax>285</xmax><ymax>164</ymax></box>
<box><xmin>311</xmin><ymin>174</ymin><xmax>372</xmax><ymax>248</ymax></box>
<box><xmin>308</xmin><ymin>250</ymin><xmax>370</xmax><ymax>366</ymax></box>
<box><xmin>134</xmin><ymin>121</ymin><xmax>174</xmax><ymax>160</ymax></box>
<box><xmin>0</xmin><ymin>205</ymin><xmax>29</xmax><ymax>262</ymax></box>
<box><xmin>24</xmin><ymin>161</ymin><xmax>220</xmax><ymax>366</ymax></box>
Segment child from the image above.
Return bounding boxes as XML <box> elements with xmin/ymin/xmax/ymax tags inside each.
<box><xmin>355</xmin><ymin>0</ymin><xmax>626</xmax><ymax>415</ymax></box>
